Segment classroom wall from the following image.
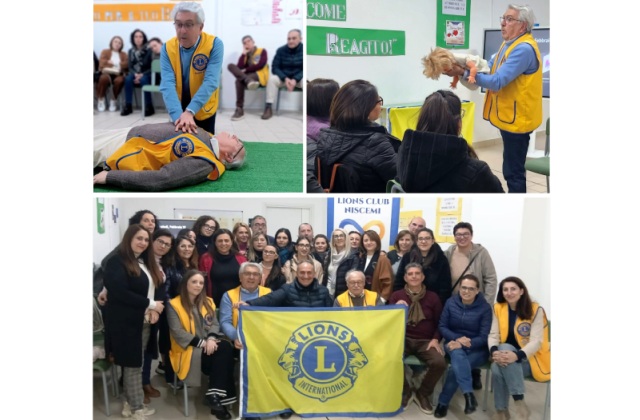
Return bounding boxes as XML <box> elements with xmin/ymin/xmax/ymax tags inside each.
<box><xmin>93</xmin><ymin>195</ymin><xmax>551</xmax><ymax>316</ymax></box>
<box><xmin>93</xmin><ymin>0</ymin><xmax>303</xmax><ymax>111</ymax></box>
<box><xmin>306</xmin><ymin>0</ymin><xmax>550</xmax><ymax>144</ymax></box>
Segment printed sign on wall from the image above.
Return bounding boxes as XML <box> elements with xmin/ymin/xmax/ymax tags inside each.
<box><xmin>307</xmin><ymin>26</ymin><xmax>405</xmax><ymax>56</ymax></box>
<box><xmin>436</xmin><ymin>0</ymin><xmax>471</xmax><ymax>49</ymax></box>
<box><xmin>307</xmin><ymin>0</ymin><xmax>346</xmax><ymax>21</ymax></box>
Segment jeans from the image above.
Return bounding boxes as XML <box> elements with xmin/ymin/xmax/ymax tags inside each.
<box><xmin>124</xmin><ymin>72</ymin><xmax>153</xmax><ymax>106</ymax></box>
<box><xmin>438</xmin><ymin>346</ymin><xmax>489</xmax><ymax>406</ymax></box>
<box><xmin>500</xmin><ymin>129</ymin><xmax>531</xmax><ymax>193</ymax></box>
<box><xmin>492</xmin><ymin>343</ymin><xmax>532</xmax><ymax>410</ymax></box>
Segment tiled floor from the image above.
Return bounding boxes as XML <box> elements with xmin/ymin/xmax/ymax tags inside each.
<box><xmin>93</xmin><ymin>105</ymin><xmax>303</xmax><ymax>144</ymax></box>
<box><xmin>93</xmin><ymin>360</ymin><xmax>549</xmax><ymax>419</ymax></box>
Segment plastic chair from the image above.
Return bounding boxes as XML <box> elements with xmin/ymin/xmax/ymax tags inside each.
<box><xmin>141</xmin><ymin>59</ymin><xmax>162</xmax><ymax>120</ymax></box>
<box><xmin>275</xmin><ymin>85</ymin><xmax>303</xmax><ymax>115</ymax></box>
<box><xmin>93</xmin><ymin>331</ymin><xmax>119</xmax><ymax>416</ymax></box>
<box><xmin>525</xmin><ymin>118</ymin><xmax>550</xmax><ymax>192</ymax></box>
<box><xmin>386</xmin><ymin>179</ymin><xmax>405</xmax><ymax>193</ymax></box>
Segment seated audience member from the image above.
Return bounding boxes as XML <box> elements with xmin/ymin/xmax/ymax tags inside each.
<box><xmin>220</xmin><ymin>262</ymin><xmax>271</xmax><ymax>348</ymax></box>
<box><xmin>389</xmin><ymin>263</ymin><xmax>446</xmax><ymax>413</ymax></box>
<box><xmin>227</xmin><ymin>35</ymin><xmax>269</xmax><ymax>121</ymax></box>
<box><xmin>314</xmin><ymin>80</ymin><xmax>399</xmax><ymax>192</ymax></box>
<box><xmin>395</xmin><ymin>90</ymin><xmax>504</xmax><ymax>193</ymax></box>
<box><xmin>488</xmin><ymin>277</ymin><xmax>550</xmax><ymax>420</ymax></box>
<box><xmin>261</xmin><ymin>29</ymin><xmax>303</xmax><ymax>120</ymax></box>
<box><xmin>356</xmin><ymin>230</ymin><xmax>393</xmax><ymax>302</ymax></box>
<box><xmin>334</xmin><ymin>270</ymin><xmax>383</xmax><ymax>307</ymax></box>
<box><xmin>148</xmin><ymin>37</ymin><xmax>163</xmax><ymax>59</ymax></box>
<box><xmin>282</xmin><ymin>236</ymin><xmax>324</xmax><ymax>285</ymax></box>
<box><xmin>307</xmin><ymin>78</ymin><xmax>340</xmax><ymax>141</ymax></box>
<box><xmin>167</xmin><ymin>270</ymin><xmax>236</xmax><ymax>420</ymax></box>
<box><xmin>93</xmin><ymin>122</ymin><xmax>246</xmax><ymax>191</ymax></box>
<box><xmin>244</xmin><ymin>261</ymin><xmax>332</xmax><ymax>308</ymax></box>
<box><xmin>96</xmin><ymin>36</ymin><xmax>127</xmax><ymax>112</ymax></box>
<box><xmin>199</xmin><ymin>229</ymin><xmax>248</xmax><ymax>307</ymax></box>
<box><xmin>394</xmin><ymin>228</ymin><xmax>452</xmax><ymax>305</ymax></box>
<box><xmin>386</xmin><ymin>230</ymin><xmax>415</xmax><ymax>276</ymax></box>
<box><xmin>122</xmin><ymin>29</ymin><xmax>154</xmax><ymax>117</ymax></box>
<box><xmin>433</xmin><ymin>274</ymin><xmax>492</xmax><ymax>418</ymax></box>
<box><xmin>260</xmin><ymin>244</ymin><xmax>287</xmax><ymax>291</ymax></box>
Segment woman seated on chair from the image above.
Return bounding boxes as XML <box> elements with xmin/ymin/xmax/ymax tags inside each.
<box><xmin>433</xmin><ymin>274</ymin><xmax>492</xmax><ymax>418</ymax></box>
<box><xmin>314</xmin><ymin>79</ymin><xmax>399</xmax><ymax>192</ymax></box>
<box><xmin>488</xmin><ymin>276</ymin><xmax>550</xmax><ymax>420</ymax></box>
<box><xmin>395</xmin><ymin>90</ymin><xmax>504</xmax><ymax>193</ymax></box>
<box><xmin>167</xmin><ymin>269</ymin><xmax>236</xmax><ymax>420</ymax></box>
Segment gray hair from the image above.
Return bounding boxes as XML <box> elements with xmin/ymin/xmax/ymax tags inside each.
<box><xmin>509</xmin><ymin>4</ymin><xmax>536</xmax><ymax>32</ymax></box>
<box><xmin>239</xmin><ymin>261</ymin><xmax>262</xmax><ymax>276</ymax></box>
<box><xmin>225</xmin><ymin>146</ymin><xmax>246</xmax><ymax>170</ymax></box>
<box><xmin>171</xmin><ymin>2</ymin><xmax>205</xmax><ymax>24</ymax></box>
<box><xmin>345</xmin><ymin>270</ymin><xmax>365</xmax><ymax>284</ymax></box>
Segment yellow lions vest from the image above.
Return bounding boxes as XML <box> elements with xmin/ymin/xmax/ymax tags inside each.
<box><xmin>336</xmin><ymin>290</ymin><xmax>378</xmax><ymax>307</ymax></box>
<box><xmin>104</xmin><ymin>133</ymin><xmax>225</xmax><ymax>181</ymax></box>
<box><xmin>482</xmin><ymin>33</ymin><xmax>542</xmax><ymax>133</ymax></box>
<box><xmin>494</xmin><ymin>302</ymin><xmax>550</xmax><ymax>382</ymax></box>
<box><xmin>246</xmin><ymin>47</ymin><xmax>269</xmax><ymax>86</ymax></box>
<box><xmin>165</xmin><ymin>32</ymin><xmax>219</xmax><ymax>120</ymax></box>
<box><xmin>169</xmin><ymin>296</ymin><xmax>217</xmax><ymax>381</ymax></box>
<box><xmin>226</xmin><ymin>286</ymin><xmax>271</xmax><ymax>327</ymax></box>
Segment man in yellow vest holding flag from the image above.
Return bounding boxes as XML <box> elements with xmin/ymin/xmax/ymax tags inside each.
<box><xmin>160</xmin><ymin>1</ymin><xmax>224</xmax><ymax>135</ymax></box>
<box><xmin>445</xmin><ymin>5</ymin><xmax>542</xmax><ymax>193</ymax></box>
<box><xmin>227</xmin><ymin>35</ymin><xmax>269</xmax><ymax>121</ymax></box>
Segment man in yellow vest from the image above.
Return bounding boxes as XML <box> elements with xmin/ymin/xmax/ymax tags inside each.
<box><xmin>160</xmin><ymin>1</ymin><xmax>224</xmax><ymax>135</ymax></box>
<box><xmin>445</xmin><ymin>5</ymin><xmax>542</xmax><ymax>193</ymax></box>
<box><xmin>334</xmin><ymin>270</ymin><xmax>383</xmax><ymax>307</ymax></box>
<box><xmin>227</xmin><ymin>35</ymin><xmax>269</xmax><ymax>121</ymax></box>
<box><xmin>219</xmin><ymin>262</ymin><xmax>271</xmax><ymax>349</ymax></box>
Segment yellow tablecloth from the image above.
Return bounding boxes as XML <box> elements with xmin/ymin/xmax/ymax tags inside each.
<box><xmin>385</xmin><ymin>101</ymin><xmax>475</xmax><ymax>145</ymax></box>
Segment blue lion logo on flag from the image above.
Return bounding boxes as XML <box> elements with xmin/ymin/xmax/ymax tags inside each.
<box><xmin>278</xmin><ymin>321</ymin><xmax>368</xmax><ymax>402</ymax></box>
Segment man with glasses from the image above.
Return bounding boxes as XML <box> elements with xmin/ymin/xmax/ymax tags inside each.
<box><xmin>93</xmin><ymin>122</ymin><xmax>246</xmax><ymax>191</ymax></box>
<box><xmin>249</xmin><ymin>215</ymin><xmax>275</xmax><ymax>245</ymax></box>
<box><xmin>261</xmin><ymin>29</ymin><xmax>303</xmax><ymax>120</ymax></box>
<box><xmin>444</xmin><ymin>4</ymin><xmax>542</xmax><ymax>193</ymax></box>
<box><xmin>334</xmin><ymin>270</ymin><xmax>383</xmax><ymax>307</ymax></box>
<box><xmin>160</xmin><ymin>1</ymin><xmax>224</xmax><ymax>134</ymax></box>
<box><xmin>443</xmin><ymin>221</ymin><xmax>497</xmax><ymax>390</ymax></box>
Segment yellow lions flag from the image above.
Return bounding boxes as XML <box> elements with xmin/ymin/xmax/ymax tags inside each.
<box><xmin>238</xmin><ymin>306</ymin><xmax>406</xmax><ymax>417</ymax></box>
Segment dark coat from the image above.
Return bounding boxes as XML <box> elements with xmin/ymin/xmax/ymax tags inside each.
<box><xmin>316</xmin><ymin>125</ymin><xmax>398</xmax><ymax>192</ymax></box>
<box><xmin>439</xmin><ymin>293</ymin><xmax>492</xmax><ymax>351</ymax></box>
<box><xmin>394</xmin><ymin>243</ymin><xmax>452</xmax><ymax>305</ymax></box>
<box><xmin>332</xmin><ymin>252</ymin><xmax>360</xmax><ymax>298</ymax></box>
<box><xmin>247</xmin><ymin>278</ymin><xmax>333</xmax><ymax>307</ymax></box>
<box><xmin>396</xmin><ymin>129</ymin><xmax>504</xmax><ymax>193</ymax></box>
<box><xmin>272</xmin><ymin>43</ymin><xmax>303</xmax><ymax>81</ymax></box>
<box><xmin>104</xmin><ymin>254</ymin><xmax>162</xmax><ymax>367</ymax></box>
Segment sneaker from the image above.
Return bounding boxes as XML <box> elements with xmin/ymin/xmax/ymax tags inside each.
<box><xmin>108</xmin><ymin>99</ymin><xmax>117</xmax><ymax>112</ymax></box>
<box><xmin>155</xmin><ymin>362</ymin><xmax>165</xmax><ymax>375</ymax></box>
<box><xmin>415</xmin><ymin>393</ymin><xmax>433</xmax><ymax>415</ymax></box>
<box><xmin>122</xmin><ymin>401</ymin><xmax>156</xmax><ymax>418</ymax></box>
<box><xmin>97</xmin><ymin>99</ymin><xmax>106</xmax><ymax>112</ymax></box>
<box><xmin>261</xmin><ymin>106</ymin><xmax>273</xmax><ymax>120</ymax></box>
<box><xmin>231</xmin><ymin>107</ymin><xmax>244</xmax><ymax>121</ymax></box>
<box><xmin>247</xmin><ymin>81</ymin><xmax>260</xmax><ymax>90</ymax></box>
<box><xmin>120</xmin><ymin>103</ymin><xmax>133</xmax><ymax>116</ymax></box>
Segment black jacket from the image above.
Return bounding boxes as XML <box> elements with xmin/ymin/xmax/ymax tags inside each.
<box><xmin>332</xmin><ymin>252</ymin><xmax>360</xmax><ymax>298</ymax></box>
<box><xmin>394</xmin><ymin>243</ymin><xmax>452</xmax><ymax>305</ymax></box>
<box><xmin>272</xmin><ymin>43</ymin><xmax>303</xmax><ymax>81</ymax></box>
<box><xmin>247</xmin><ymin>278</ymin><xmax>333</xmax><ymax>307</ymax></box>
<box><xmin>316</xmin><ymin>125</ymin><xmax>398</xmax><ymax>192</ymax></box>
<box><xmin>396</xmin><ymin>129</ymin><xmax>504</xmax><ymax>193</ymax></box>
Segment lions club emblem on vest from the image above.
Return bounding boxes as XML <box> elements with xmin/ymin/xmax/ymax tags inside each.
<box><xmin>172</xmin><ymin>137</ymin><xmax>195</xmax><ymax>157</ymax></box>
<box><xmin>278</xmin><ymin>321</ymin><xmax>368</xmax><ymax>402</ymax></box>
<box><xmin>192</xmin><ymin>54</ymin><xmax>209</xmax><ymax>72</ymax></box>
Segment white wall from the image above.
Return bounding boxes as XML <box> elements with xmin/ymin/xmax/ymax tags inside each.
<box><xmin>93</xmin><ymin>0</ymin><xmax>303</xmax><ymax>111</ymax></box>
<box><xmin>306</xmin><ymin>0</ymin><xmax>550</xmax><ymax>144</ymax></box>
<box><xmin>94</xmin><ymin>195</ymin><xmax>550</xmax><ymax>316</ymax></box>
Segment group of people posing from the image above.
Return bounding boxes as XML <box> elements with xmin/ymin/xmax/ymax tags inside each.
<box><xmin>96</xmin><ymin>211</ymin><xmax>549</xmax><ymax>420</ymax></box>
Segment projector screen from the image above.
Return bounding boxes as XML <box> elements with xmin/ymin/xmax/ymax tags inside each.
<box><xmin>157</xmin><ymin>219</ymin><xmax>195</xmax><ymax>238</ymax></box>
<box><xmin>482</xmin><ymin>28</ymin><xmax>550</xmax><ymax>98</ymax></box>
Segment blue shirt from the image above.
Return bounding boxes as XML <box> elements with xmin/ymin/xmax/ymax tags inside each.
<box><xmin>160</xmin><ymin>35</ymin><xmax>224</xmax><ymax>122</ymax></box>
<box><xmin>219</xmin><ymin>287</ymin><xmax>260</xmax><ymax>341</ymax></box>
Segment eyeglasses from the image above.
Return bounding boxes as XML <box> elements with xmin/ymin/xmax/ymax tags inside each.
<box><xmin>499</xmin><ymin>16</ymin><xmax>522</xmax><ymax>24</ymax></box>
<box><xmin>454</xmin><ymin>233</ymin><xmax>471</xmax><ymax>238</ymax></box>
<box><xmin>417</xmin><ymin>237</ymin><xmax>433</xmax><ymax>242</ymax></box>
<box><xmin>376</xmin><ymin>97</ymin><xmax>384</xmax><ymax>106</ymax></box>
<box><xmin>297</xmin><ymin>244</ymin><xmax>310</xmax><ymax>248</ymax></box>
<box><xmin>174</xmin><ymin>21</ymin><xmax>197</xmax><ymax>30</ymax></box>
<box><xmin>263</xmin><ymin>250</ymin><xmax>276</xmax><ymax>255</ymax></box>
<box><xmin>203</xmin><ymin>225</ymin><xmax>217</xmax><ymax>231</ymax></box>
<box><xmin>333</xmin><ymin>233</ymin><xmax>345</xmax><ymax>238</ymax></box>
<box><xmin>460</xmin><ymin>286</ymin><xmax>477</xmax><ymax>292</ymax></box>
<box><xmin>243</xmin><ymin>272</ymin><xmax>261</xmax><ymax>277</ymax></box>
<box><xmin>156</xmin><ymin>239</ymin><xmax>172</xmax><ymax>248</ymax></box>
<box><xmin>229</xmin><ymin>136</ymin><xmax>244</xmax><ymax>162</ymax></box>
<box><xmin>179</xmin><ymin>244</ymin><xmax>194</xmax><ymax>250</ymax></box>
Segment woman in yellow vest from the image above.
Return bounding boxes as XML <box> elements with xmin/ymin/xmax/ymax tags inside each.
<box><xmin>488</xmin><ymin>276</ymin><xmax>550</xmax><ymax>420</ymax></box>
<box><xmin>167</xmin><ymin>269</ymin><xmax>236</xmax><ymax>420</ymax></box>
